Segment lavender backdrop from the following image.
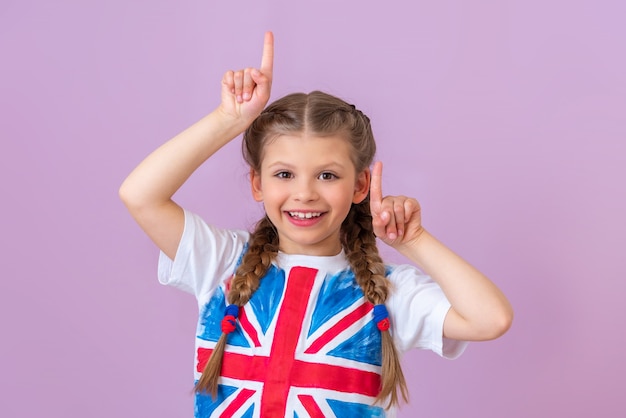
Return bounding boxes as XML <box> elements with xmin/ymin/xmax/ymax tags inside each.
<box><xmin>1</xmin><ymin>1</ymin><xmax>624</xmax><ymax>417</ymax></box>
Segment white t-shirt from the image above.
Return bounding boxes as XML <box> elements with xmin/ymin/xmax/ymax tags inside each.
<box><xmin>158</xmin><ymin>210</ymin><xmax>467</xmax><ymax>417</ymax></box>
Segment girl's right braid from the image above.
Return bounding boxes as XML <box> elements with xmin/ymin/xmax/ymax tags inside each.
<box><xmin>230</xmin><ymin>217</ymin><xmax>279</xmax><ymax>305</ymax></box>
<box><xmin>342</xmin><ymin>198</ymin><xmax>409</xmax><ymax>409</ymax></box>
<box><xmin>195</xmin><ymin>216</ymin><xmax>279</xmax><ymax>397</ymax></box>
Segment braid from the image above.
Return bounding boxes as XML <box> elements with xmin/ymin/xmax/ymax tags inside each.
<box><xmin>230</xmin><ymin>216</ymin><xmax>279</xmax><ymax>305</ymax></box>
<box><xmin>194</xmin><ymin>216</ymin><xmax>279</xmax><ymax>397</ymax></box>
<box><xmin>341</xmin><ymin>197</ymin><xmax>409</xmax><ymax>408</ymax></box>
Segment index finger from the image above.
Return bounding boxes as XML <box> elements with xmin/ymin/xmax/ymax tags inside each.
<box><xmin>370</xmin><ymin>161</ymin><xmax>383</xmax><ymax>213</ymax></box>
<box><xmin>260</xmin><ymin>31</ymin><xmax>274</xmax><ymax>76</ymax></box>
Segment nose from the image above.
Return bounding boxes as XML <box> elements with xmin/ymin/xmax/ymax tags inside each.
<box><xmin>293</xmin><ymin>178</ymin><xmax>319</xmax><ymax>202</ymax></box>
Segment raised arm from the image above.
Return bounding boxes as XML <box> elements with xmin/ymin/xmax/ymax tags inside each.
<box><xmin>370</xmin><ymin>161</ymin><xmax>513</xmax><ymax>341</ymax></box>
<box><xmin>119</xmin><ymin>32</ymin><xmax>274</xmax><ymax>259</ymax></box>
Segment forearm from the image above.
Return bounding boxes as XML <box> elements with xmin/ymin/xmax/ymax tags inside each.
<box><xmin>120</xmin><ymin>110</ymin><xmax>246</xmax><ymax>208</ymax></box>
<box><xmin>396</xmin><ymin>231</ymin><xmax>513</xmax><ymax>340</ymax></box>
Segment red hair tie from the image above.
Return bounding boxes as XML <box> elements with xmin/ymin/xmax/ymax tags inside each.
<box><xmin>221</xmin><ymin>304</ymin><xmax>239</xmax><ymax>334</ymax></box>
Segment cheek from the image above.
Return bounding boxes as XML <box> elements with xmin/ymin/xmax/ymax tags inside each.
<box><xmin>260</xmin><ymin>185</ymin><xmax>287</xmax><ymax>203</ymax></box>
<box><xmin>331</xmin><ymin>184</ymin><xmax>357</xmax><ymax>206</ymax></box>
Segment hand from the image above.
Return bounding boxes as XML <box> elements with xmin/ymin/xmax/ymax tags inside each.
<box><xmin>370</xmin><ymin>161</ymin><xmax>425</xmax><ymax>248</ymax></box>
<box><xmin>218</xmin><ymin>31</ymin><xmax>274</xmax><ymax>124</ymax></box>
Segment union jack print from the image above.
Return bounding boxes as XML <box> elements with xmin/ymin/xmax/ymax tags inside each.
<box><xmin>193</xmin><ymin>263</ymin><xmax>387</xmax><ymax>417</ymax></box>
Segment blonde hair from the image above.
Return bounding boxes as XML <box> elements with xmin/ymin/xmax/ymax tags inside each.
<box><xmin>195</xmin><ymin>91</ymin><xmax>408</xmax><ymax>408</ymax></box>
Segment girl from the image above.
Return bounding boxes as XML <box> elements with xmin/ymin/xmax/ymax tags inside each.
<box><xmin>120</xmin><ymin>32</ymin><xmax>513</xmax><ymax>417</ymax></box>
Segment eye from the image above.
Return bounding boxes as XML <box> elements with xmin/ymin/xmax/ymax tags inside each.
<box><xmin>318</xmin><ymin>172</ymin><xmax>338</xmax><ymax>181</ymax></box>
<box><xmin>275</xmin><ymin>171</ymin><xmax>293</xmax><ymax>179</ymax></box>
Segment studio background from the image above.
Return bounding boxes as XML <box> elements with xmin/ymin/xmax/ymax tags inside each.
<box><xmin>1</xmin><ymin>1</ymin><xmax>624</xmax><ymax>417</ymax></box>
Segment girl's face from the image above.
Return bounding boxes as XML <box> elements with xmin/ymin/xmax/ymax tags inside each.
<box><xmin>250</xmin><ymin>133</ymin><xmax>370</xmax><ymax>256</ymax></box>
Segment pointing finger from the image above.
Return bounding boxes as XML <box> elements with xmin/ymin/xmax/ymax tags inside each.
<box><xmin>370</xmin><ymin>161</ymin><xmax>383</xmax><ymax>214</ymax></box>
<box><xmin>260</xmin><ymin>31</ymin><xmax>274</xmax><ymax>77</ymax></box>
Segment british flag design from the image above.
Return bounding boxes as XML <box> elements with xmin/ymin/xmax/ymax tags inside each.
<box><xmin>193</xmin><ymin>262</ymin><xmax>388</xmax><ymax>417</ymax></box>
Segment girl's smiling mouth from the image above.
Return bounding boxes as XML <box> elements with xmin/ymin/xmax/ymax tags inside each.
<box><xmin>287</xmin><ymin>211</ymin><xmax>323</xmax><ymax>219</ymax></box>
<box><xmin>285</xmin><ymin>210</ymin><xmax>326</xmax><ymax>226</ymax></box>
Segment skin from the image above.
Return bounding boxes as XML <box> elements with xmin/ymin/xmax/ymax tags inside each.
<box><xmin>119</xmin><ymin>32</ymin><xmax>513</xmax><ymax>343</ymax></box>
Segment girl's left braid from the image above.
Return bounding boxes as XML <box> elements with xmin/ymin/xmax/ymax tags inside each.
<box><xmin>341</xmin><ymin>198</ymin><xmax>409</xmax><ymax>408</ymax></box>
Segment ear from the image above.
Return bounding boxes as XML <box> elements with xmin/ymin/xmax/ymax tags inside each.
<box><xmin>250</xmin><ymin>169</ymin><xmax>263</xmax><ymax>202</ymax></box>
<box><xmin>352</xmin><ymin>169</ymin><xmax>370</xmax><ymax>204</ymax></box>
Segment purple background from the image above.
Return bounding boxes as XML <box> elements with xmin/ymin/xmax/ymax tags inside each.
<box><xmin>1</xmin><ymin>1</ymin><xmax>625</xmax><ymax>417</ymax></box>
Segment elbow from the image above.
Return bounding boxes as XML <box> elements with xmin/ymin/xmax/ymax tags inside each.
<box><xmin>118</xmin><ymin>182</ymin><xmax>129</xmax><ymax>205</ymax></box>
<box><xmin>118</xmin><ymin>184</ymin><xmax>154</xmax><ymax>227</ymax></box>
<box><xmin>118</xmin><ymin>183</ymin><xmax>134</xmax><ymax>211</ymax></box>
<box><xmin>118</xmin><ymin>181</ymin><xmax>145</xmax><ymax>219</ymax></box>
<box><xmin>118</xmin><ymin>175</ymin><xmax>130</xmax><ymax>201</ymax></box>
<box><xmin>464</xmin><ymin>305</ymin><xmax>514</xmax><ymax>341</ymax></box>
<box><xmin>483</xmin><ymin>306</ymin><xmax>514</xmax><ymax>340</ymax></box>
<box><xmin>495</xmin><ymin>315</ymin><xmax>514</xmax><ymax>340</ymax></box>
<box><xmin>118</xmin><ymin>179</ymin><xmax>141</xmax><ymax>211</ymax></box>
<box><xmin>446</xmin><ymin>304</ymin><xmax>513</xmax><ymax>342</ymax></box>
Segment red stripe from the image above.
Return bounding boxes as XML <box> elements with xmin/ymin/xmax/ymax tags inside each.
<box><xmin>305</xmin><ymin>302</ymin><xmax>373</xmax><ymax>354</ymax></box>
<box><xmin>298</xmin><ymin>394</ymin><xmax>325</xmax><ymax>418</ymax></box>
<box><xmin>260</xmin><ymin>267</ymin><xmax>317</xmax><ymax>417</ymax></box>
<box><xmin>198</xmin><ymin>347</ymin><xmax>380</xmax><ymax>397</ymax></box>
<box><xmin>197</xmin><ymin>347</ymin><xmax>210</xmax><ymax>373</ymax></box>
<box><xmin>291</xmin><ymin>360</ymin><xmax>380</xmax><ymax>397</ymax></box>
<box><xmin>220</xmin><ymin>388</ymin><xmax>255</xmax><ymax>417</ymax></box>
<box><xmin>239</xmin><ymin>306</ymin><xmax>261</xmax><ymax>347</ymax></box>
<box><xmin>197</xmin><ymin>348</ymin><xmax>268</xmax><ymax>381</ymax></box>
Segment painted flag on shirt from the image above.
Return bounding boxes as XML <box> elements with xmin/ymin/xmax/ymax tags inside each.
<box><xmin>193</xmin><ymin>264</ymin><xmax>387</xmax><ymax>417</ymax></box>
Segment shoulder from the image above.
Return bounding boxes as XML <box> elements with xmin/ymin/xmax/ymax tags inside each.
<box><xmin>180</xmin><ymin>209</ymin><xmax>252</xmax><ymax>275</ymax></box>
<box><xmin>183</xmin><ymin>209</ymin><xmax>250</xmax><ymax>245</ymax></box>
<box><xmin>384</xmin><ymin>263</ymin><xmax>447</xmax><ymax>316</ymax></box>
<box><xmin>157</xmin><ymin>209</ymin><xmax>251</xmax><ymax>296</ymax></box>
<box><xmin>385</xmin><ymin>263</ymin><xmax>431</xmax><ymax>286</ymax></box>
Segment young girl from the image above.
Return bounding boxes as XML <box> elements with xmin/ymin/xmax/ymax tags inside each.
<box><xmin>120</xmin><ymin>32</ymin><xmax>513</xmax><ymax>417</ymax></box>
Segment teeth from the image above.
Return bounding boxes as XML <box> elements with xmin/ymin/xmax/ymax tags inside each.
<box><xmin>289</xmin><ymin>211</ymin><xmax>322</xmax><ymax>219</ymax></box>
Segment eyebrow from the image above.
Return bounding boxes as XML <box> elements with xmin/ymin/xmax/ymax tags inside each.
<box><xmin>266</xmin><ymin>161</ymin><xmax>347</xmax><ymax>171</ymax></box>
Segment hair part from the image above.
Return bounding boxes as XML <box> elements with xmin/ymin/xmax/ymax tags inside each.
<box><xmin>196</xmin><ymin>91</ymin><xmax>408</xmax><ymax>408</ymax></box>
<box><xmin>242</xmin><ymin>91</ymin><xmax>375</xmax><ymax>173</ymax></box>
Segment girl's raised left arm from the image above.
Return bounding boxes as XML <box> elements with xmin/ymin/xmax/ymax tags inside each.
<box><xmin>369</xmin><ymin>162</ymin><xmax>513</xmax><ymax>341</ymax></box>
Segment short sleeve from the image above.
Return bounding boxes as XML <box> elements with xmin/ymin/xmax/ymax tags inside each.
<box><xmin>386</xmin><ymin>264</ymin><xmax>468</xmax><ymax>359</ymax></box>
<box><xmin>157</xmin><ymin>209</ymin><xmax>249</xmax><ymax>301</ymax></box>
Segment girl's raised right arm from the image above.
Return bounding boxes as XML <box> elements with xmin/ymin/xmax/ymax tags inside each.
<box><xmin>119</xmin><ymin>32</ymin><xmax>274</xmax><ymax>259</ymax></box>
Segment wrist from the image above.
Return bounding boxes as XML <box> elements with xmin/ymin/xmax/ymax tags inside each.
<box><xmin>194</xmin><ymin>109</ymin><xmax>247</xmax><ymax>147</ymax></box>
<box><xmin>213</xmin><ymin>106</ymin><xmax>256</xmax><ymax>134</ymax></box>
<box><xmin>394</xmin><ymin>227</ymin><xmax>430</xmax><ymax>262</ymax></box>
